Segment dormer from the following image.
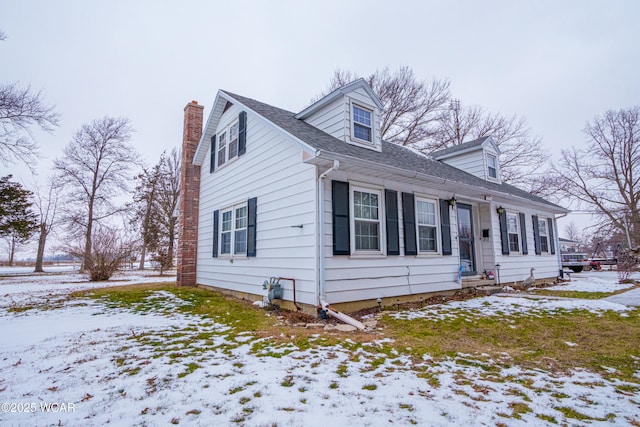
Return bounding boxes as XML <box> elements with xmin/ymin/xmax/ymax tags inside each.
<box><xmin>295</xmin><ymin>78</ymin><xmax>384</xmax><ymax>152</ymax></box>
<box><xmin>431</xmin><ymin>136</ymin><xmax>502</xmax><ymax>183</ymax></box>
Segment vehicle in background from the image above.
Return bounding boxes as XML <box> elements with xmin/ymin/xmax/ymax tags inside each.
<box><xmin>561</xmin><ymin>253</ymin><xmax>590</xmax><ymax>273</ymax></box>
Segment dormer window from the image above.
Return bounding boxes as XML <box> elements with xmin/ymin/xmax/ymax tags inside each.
<box><xmin>216</xmin><ymin>121</ymin><xmax>239</xmax><ymax>167</ymax></box>
<box><xmin>352</xmin><ymin>105</ymin><xmax>372</xmax><ymax>142</ymax></box>
<box><xmin>487</xmin><ymin>154</ymin><xmax>497</xmax><ymax>179</ymax></box>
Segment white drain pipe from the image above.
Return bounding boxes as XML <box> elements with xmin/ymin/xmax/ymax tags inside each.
<box><xmin>316</xmin><ymin>160</ymin><xmax>365</xmax><ymax>330</ymax></box>
<box><xmin>317</xmin><ymin>160</ymin><xmax>339</xmax><ymax>304</ymax></box>
<box><xmin>321</xmin><ymin>300</ymin><xmax>366</xmax><ymax>330</ymax></box>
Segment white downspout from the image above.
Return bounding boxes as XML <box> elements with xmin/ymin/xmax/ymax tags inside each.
<box><xmin>315</xmin><ymin>160</ymin><xmax>366</xmax><ymax>331</ymax></box>
<box><xmin>317</xmin><ymin>160</ymin><xmax>339</xmax><ymax>305</ymax></box>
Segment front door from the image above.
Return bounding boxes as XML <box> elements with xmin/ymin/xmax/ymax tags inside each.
<box><xmin>457</xmin><ymin>203</ymin><xmax>476</xmax><ymax>275</ymax></box>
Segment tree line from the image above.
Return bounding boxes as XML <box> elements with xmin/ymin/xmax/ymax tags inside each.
<box><xmin>1</xmin><ymin>50</ymin><xmax>638</xmax><ymax>277</ymax></box>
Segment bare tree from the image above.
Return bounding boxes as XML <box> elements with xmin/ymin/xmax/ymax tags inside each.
<box><xmin>317</xmin><ymin>67</ymin><xmax>550</xmax><ymax>194</ymax></box>
<box><xmin>1</xmin><ymin>30</ymin><xmax>60</xmax><ymax>169</ymax></box>
<box><xmin>132</xmin><ymin>160</ymin><xmax>163</xmax><ymax>270</ymax></box>
<box><xmin>54</xmin><ymin>117</ymin><xmax>139</xmax><ymax>268</ymax></box>
<box><xmin>156</xmin><ymin>148</ymin><xmax>180</xmax><ymax>267</ymax></box>
<box><xmin>318</xmin><ymin>67</ymin><xmax>450</xmax><ymax>147</ymax></box>
<box><xmin>430</xmin><ymin>99</ymin><xmax>551</xmax><ymax>194</ymax></box>
<box><xmin>552</xmin><ymin>106</ymin><xmax>640</xmax><ymax>247</ymax></box>
<box><xmin>0</xmin><ymin>83</ymin><xmax>60</xmax><ymax>170</ymax></box>
<box><xmin>32</xmin><ymin>176</ymin><xmax>61</xmax><ymax>272</ymax></box>
<box><xmin>64</xmin><ymin>224</ymin><xmax>135</xmax><ymax>281</ymax></box>
<box><xmin>131</xmin><ymin>148</ymin><xmax>181</xmax><ymax>269</ymax></box>
<box><xmin>563</xmin><ymin>222</ymin><xmax>582</xmax><ymax>243</ymax></box>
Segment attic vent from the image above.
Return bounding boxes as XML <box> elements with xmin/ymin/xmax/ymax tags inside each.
<box><xmin>222</xmin><ymin>101</ymin><xmax>233</xmax><ymax>114</ymax></box>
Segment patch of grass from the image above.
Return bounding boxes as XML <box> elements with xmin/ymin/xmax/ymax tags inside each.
<box><xmin>76</xmin><ymin>283</ymin><xmax>275</xmax><ymax>332</ymax></box>
<box><xmin>533</xmin><ymin>290</ymin><xmax>614</xmax><ymax>299</ymax></box>
<box><xmin>509</xmin><ymin>402</ymin><xmax>532</xmax><ymax>419</ymax></box>
<box><xmin>362</xmin><ymin>383</ymin><xmax>377</xmax><ymax>391</ymax></box>
<box><xmin>336</xmin><ymin>363</ymin><xmax>348</xmax><ymax>377</ymax></box>
<box><xmin>382</xmin><ymin>307</ymin><xmax>640</xmax><ymax>381</ymax></box>
<box><xmin>535</xmin><ymin>283</ymin><xmax>640</xmax><ymax>300</ymax></box>
<box><xmin>229</xmin><ymin>386</ymin><xmax>244</xmax><ymax>395</ymax></box>
<box><xmin>280</xmin><ymin>375</ymin><xmax>294</xmax><ymax>387</ymax></box>
<box><xmin>554</xmin><ymin>406</ymin><xmax>610</xmax><ymax>421</ymax></box>
<box><xmin>536</xmin><ymin>413</ymin><xmax>557</xmax><ymax>424</ymax></box>
<box><xmin>177</xmin><ymin>362</ymin><xmax>201</xmax><ymax>378</ymax></box>
<box><xmin>8</xmin><ymin>305</ymin><xmax>35</xmax><ymax>313</ymax></box>
<box><xmin>329</xmin><ymin>382</ymin><xmax>338</xmax><ymax>389</ymax></box>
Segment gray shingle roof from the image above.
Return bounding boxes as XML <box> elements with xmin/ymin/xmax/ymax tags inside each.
<box><xmin>430</xmin><ymin>136</ymin><xmax>492</xmax><ymax>158</ymax></box>
<box><xmin>221</xmin><ymin>90</ymin><xmax>565</xmax><ymax>211</ymax></box>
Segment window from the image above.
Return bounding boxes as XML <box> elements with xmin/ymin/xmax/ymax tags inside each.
<box><xmin>487</xmin><ymin>154</ymin><xmax>497</xmax><ymax>179</ymax></box>
<box><xmin>538</xmin><ymin>218</ymin><xmax>549</xmax><ymax>253</ymax></box>
<box><xmin>216</xmin><ymin>121</ymin><xmax>239</xmax><ymax>167</ymax></box>
<box><xmin>228</xmin><ymin>123</ymin><xmax>239</xmax><ymax>159</ymax></box>
<box><xmin>220</xmin><ymin>203</ymin><xmax>247</xmax><ymax>256</ymax></box>
<box><xmin>352</xmin><ymin>105</ymin><xmax>372</xmax><ymax>142</ymax></box>
<box><xmin>416</xmin><ymin>199</ymin><xmax>438</xmax><ymax>252</ymax></box>
<box><xmin>507</xmin><ymin>212</ymin><xmax>520</xmax><ymax>252</ymax></box>
<box><xmin>217</xmin><ymin>131</ymin><xmax>226</xmax><ymax>167</ymax></box>
<box><xmin>352</xmin><ymin>188</ymin><xmax>382</xmax><ymax>253</ymax></box>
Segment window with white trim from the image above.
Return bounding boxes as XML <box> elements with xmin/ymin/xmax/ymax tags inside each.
<box><xmin>538</xmin><ymin>218</ymin><xmax>549</xmax><ymax>253</ymax></box>
<box><xmin>216</xmin><ymin>121</ymin><xmax>239</xmax><ymax>167</ymax></box>
<box><xmin>351</xmin><ymin>187</ymin><xmax>383</xmax><ymax>253</ymax></box>
<box><xmin>217</xmin><ymin>131</ymin><xmax>226</xmax><ymax>167</ymax></box>
<box><xmin>487</xmin><ymin>154</ymin><xmax>497</xmax><ymax>179</ymax></box>
<box><xmin>416</xmin><ymin>198</ymin><xmax>438</xmax><ymax>253</ymax></box>
<box><xmin>352</xmin><ymin>105</ymin><xmax>372</xmax><ymax>142</ymax></box>
<box><xmin>220</xmin><ymin>203</ymin><xmax>247</xmax><ymax>256</ymax></box>
<box><xmin>507</xmin><ymin>212</ymin><xmax>520</xmax><ymax>253</ymax></box>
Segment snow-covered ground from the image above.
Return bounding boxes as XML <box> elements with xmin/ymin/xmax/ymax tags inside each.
<box><xmin>544</xmin><ymin>270</ymin><xmax>637</xmax><ymax>293</ymax></box>
<box><xmin>0</xmin><ymin>269</ymin><xmax>638</xmax><ymax>426</ymax></box>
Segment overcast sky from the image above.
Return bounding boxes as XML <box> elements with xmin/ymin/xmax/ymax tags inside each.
<box><xmin>2</xmin><ymin>0</ymin><xmax>639</xmax><ymax>234</ymax></box>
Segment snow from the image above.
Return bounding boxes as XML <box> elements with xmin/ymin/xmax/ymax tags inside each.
<box><xmin>1</xmin><ymin>269</ymin><xmax>639</xmax><ymax>426</ymax></box>
<box><xmin>545</xmin><ymin>270</ymin><xmax>638</xmax><ymax>293</ymax></box>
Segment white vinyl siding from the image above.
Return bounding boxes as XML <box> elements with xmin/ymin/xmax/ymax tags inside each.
<box><xmin>493</xmin><ymin>204</ymin><xmax>562</xmax><ymax>284</ymax></box>
<box><xmin>198</xmin><ymin>104</ymin><xmax>318</xmax><ymax>306</ymax></box>
<box><xmin>323</xmin><ymin>171</ymin><xmax>461</xmax><ymax>304</ymax></box>
<box><xmin>298</xmin><ymin>85</ymin><xmax>382</xmax><ymax>152</ymax></box>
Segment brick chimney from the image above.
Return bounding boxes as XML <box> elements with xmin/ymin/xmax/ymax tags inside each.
<box><xmin>177</xmin><ymin>100</ymin><xmax>204</xmax><ymax>287</ymax></box>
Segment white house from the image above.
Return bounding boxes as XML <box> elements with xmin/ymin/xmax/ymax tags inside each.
<box><xmin>176</xmin><ymin>79</ymin><xmax>568</xmax><ymax>312</ymax></box>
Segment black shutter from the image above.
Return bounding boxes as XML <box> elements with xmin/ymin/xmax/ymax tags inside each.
<box><xmin>332</xmin><ymin>181</ymin><xmax>350</xmax><ymax>255</ymax></box>
<box><xmin>210</xmin><ymin>135</ymin><xmax>216</xmax><ymax>173</ymax></box>
<box><xmin>247</xmin><ymin>197</ymin><xmax>257</xmax><ymax>257</ymax></box>
<box><xmin>440</xmin><ymin>199</ymin><xmax>452</xmax><ymax>256</ymax></box>
<box><xmin>212</xmin><ymin>210</ymin><xmax>219</xmax><ymax>257</ymax></box>
<box><xmin>532</xmin><ymin>215</ymin><xmax>541</xmax><ymax>255</ymax></box>
<box><xmin>238</xmin><ymin>111</ymin><xmax>247</xmax><ymax>156</ymax></box>
<box><xmin>498</xmin><ymin>210</ymin><xmax>509</xmax><ymax>255</ymax></box>
<box><xmin>548</xmin><ymin>217</ymin><xmax>556</xmax><ymax>254</ymax></box>
<box><xmin>402</xmin><ymin>193</ymin><xmax>417</xmax><ymax>256</ymax></box>
<box><xmin>519</xmin><ymin>212</ymin><xmax>528</xmax><ymax>255</ymax></box>
<box><xmin>385</xmin><ymin>190</ymin><xmax>400</xmax><ymax>255</ymax></box>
